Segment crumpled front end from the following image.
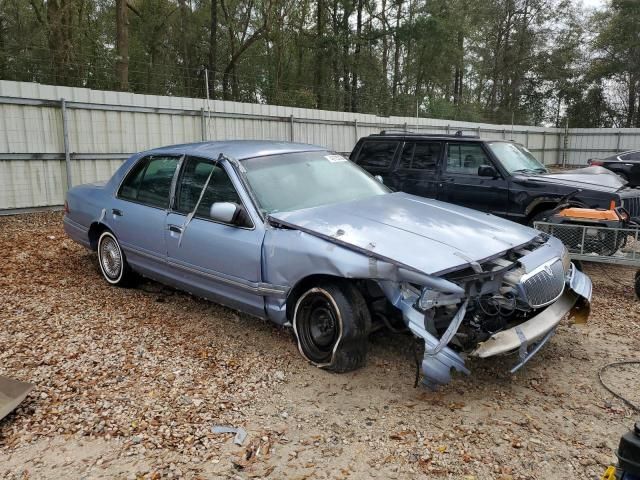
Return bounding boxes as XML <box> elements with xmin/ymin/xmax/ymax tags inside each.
<box><xmin>381</xmin><ymin>235</ymin><xmax>592</xmax><ymax>389</ymax></box>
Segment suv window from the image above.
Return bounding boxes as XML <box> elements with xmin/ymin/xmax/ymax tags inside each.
<box><xmin>399</xmin><ymin>142</ymin><xmax>441</xmax><ymax>171</ymax></box>
<box><xmin>119</xmin><ymin>156</ymin><xmax>180</xmax><ymax>208</ymax></box>
<box><xmin>356</xmin><ymin>141</ymin><xmax>399</xmax><ymax>169</ymax></box>
<box><xmin>175</xmin><ymin>156</ymin><xmax>249</xmax><ymax>225</ymax></box>
<box><xmin>620</xmin><ymin>151</ymin><xmax>640</xmax><ymax>161</ymax></box>
<box><xmin>446</xmin><ymin>143</ymin><xmax>491</xmax><ymax>175</ymax></box>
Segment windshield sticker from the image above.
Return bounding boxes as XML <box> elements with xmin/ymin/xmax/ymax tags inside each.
<box><xmin>325</xmin><ymin>154</ymin><xmax>347</xmax><ymax>163</ymax></box>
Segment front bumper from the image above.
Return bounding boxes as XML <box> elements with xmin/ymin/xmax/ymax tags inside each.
<box><xmin>402</xmin><ymin>264</ymin><xmax>592</xmax><ymax>389</ymax></box>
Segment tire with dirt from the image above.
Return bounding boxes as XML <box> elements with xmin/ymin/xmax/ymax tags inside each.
<box><xmin>635</xmin><ymin>270</ymin><xmax>640</xmax><ymax>300</ymax></box>
<box><xmin>97</xmin><ymin>230</ymin><xmax>136</xmax><ymax>287</ymax></box>
<box><xmin>293</xmin><ymin>281</ymin><xmax>371</xmax><ymax>373</ymax></box>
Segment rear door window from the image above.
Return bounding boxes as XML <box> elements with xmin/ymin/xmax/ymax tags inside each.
<box><xmin>118</xmin><ymin>155</ymin><xmax>180</xmax><ymax>208</ymax></box>
<box><xmin>399</xmin><ymin>142</ymin><xmax>441</xmax><ymax>171</ymax></box>
<box><xmin>355</xmin><ymin>141</ymin><xmax>399</xmax><ymax>169</ymax></box>
<box><xmin>446</xmin><ymin>143</ymin><xmax>491</xmax><ymax>175</ymax></box>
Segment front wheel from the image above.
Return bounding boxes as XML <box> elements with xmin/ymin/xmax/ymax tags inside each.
<box><xmin>293</xmin><ymin>281</ymin><xmax>371</xmax><ymax>373</ymax></box>
<box><xmin>97</xmin><ymin>231</ymin><xmax>135</xmax><ymax>287</ymax></box>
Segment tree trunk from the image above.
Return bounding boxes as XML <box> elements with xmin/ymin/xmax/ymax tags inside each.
<box><xmin>47</xmin><ymin>0</ymin><xmax>72</xmax><ymax>85</ymax></box>
<box><xmin>115</xmin><ymin>0</ymin><xmax>129</xmax><ymax>91</ymax></box>
<box><xmin>208</xmin><ymin>0</ymin><xmax>218</xmax><ymax>99</ymax></box>
<box><xmin>627</xmin><ymin>74</ymin><xmax>636</xmax><ymax>128</ymax></box>
<box><xmin>342</xmin><ymin>1</ymin><xmax>353</xmax><ymax>112</ymax></box>
<box><xmin>391</xmin><ymin>0</ymin><xmax>402</xmax><ymax>113</ymax></box>
<box><xmin>314</xmin><ymin>0</ymin><xmax>325</xmax><ymax>108</ymax></box>
<box><xmin>0</xmin><ymin>16</ymin><xmax>5</xmax><ymax>78</ymax></box>
<box><xmin>453</xmin><ymin>30</ymin><xmax>463</xmax><ymax>105</ymax></box>
<box><xmin>350</xmin><ymin>0</ymin><xmax>363</xmax><ymax>112</ymax></box>
<box><xmin>178</xmin><ymin>0</ymin><xmax>191</xmax><ymax>96</ymax></box>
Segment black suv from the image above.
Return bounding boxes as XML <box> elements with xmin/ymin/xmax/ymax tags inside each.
<box><xmin>350</xmin><ymin>132</ymin><xmax>640</xmax><ymax>224</ymax></box>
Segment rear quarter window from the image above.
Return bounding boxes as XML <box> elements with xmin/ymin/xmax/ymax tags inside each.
<box><xmin>355</xmin><ymin>141</ymin><xmax>399</xmax><ymax>169</ymax></box>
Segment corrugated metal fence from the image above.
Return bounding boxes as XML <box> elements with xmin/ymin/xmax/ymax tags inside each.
<box><xmin>2</xmin><ymin>80</ymin><xmax>640</xmax><ymax>212</ymax></box>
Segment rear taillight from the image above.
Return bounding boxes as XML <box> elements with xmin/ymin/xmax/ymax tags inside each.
<box><xmin>63</xmin><ymin>200</ymin><xmax>69</xmax><ymax>215</ymax></box>
<box><xmin>589</xmin><ymin>159</ymin><xmax>604</xmax><ymax>166</ymax></box>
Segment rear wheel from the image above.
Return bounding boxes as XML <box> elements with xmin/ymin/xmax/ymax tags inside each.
<box><xmin>97</xmin><ymin>231</ymin><xmax>135</xmax><ymax>287</ymax></box>
<box><xmin>293</xmin><ymin>281</ymin><xmax>371</xmax><ymax>373</ymax></box>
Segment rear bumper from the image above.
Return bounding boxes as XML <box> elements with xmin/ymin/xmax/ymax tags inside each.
<box><xmin>63</xmin><ymin>215</ymin><xmax>91</xmax><ymax>248</ymax></box>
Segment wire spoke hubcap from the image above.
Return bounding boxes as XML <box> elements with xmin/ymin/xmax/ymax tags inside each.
<box><xmin>100</xmin><ymin>237</ymin><xmax>122</xmax><ymax>279</ymax></box>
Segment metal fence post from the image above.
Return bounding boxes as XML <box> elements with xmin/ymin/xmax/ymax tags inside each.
<box><xmin>541</xmin><ymin>131</ymin><xmax>546</xmax><ymax>165</ymax></box>
<box><xmin>201</xmin><ymin>108</ymin><xmax>206</xmax><ymax>141</ymax></box>
<box><xmin>289</xmin><ymin>115</ymin><xmax>295</xmax><ymax>142</ymax></box>
<box><xmin>354</xmin><ymin>118</ymin><xmax>359</xmax><ymax>142</ymax></box>
<box><xmin>60</xmin><ymin>98</ymin><xmax>73</xmax><ymax>191</ymax></box>
<box><xmin>525</xmin><ymin>130</ymin><xmax>529</xmax><ymax>148</ymax></box>
<box><xmin>477</xmin><ymin>126</ymin><xmax>481</xmax><ymax>137</ymax></box>
<box><xmin>562</xmin><ymin>118</ymin><xmax>569</xmax><ymax>167</ymax></box>
<box><xmin>616</xmin><ymin>130</ymin><xmax>622</xmax><ymax>152</ymax></box>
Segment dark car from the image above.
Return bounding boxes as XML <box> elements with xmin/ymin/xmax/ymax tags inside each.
<box><xmin>350</xmin><ymin>132</ymin><xmax>640</xmax><ymax>224</ymax></box>
<box><xmin>589</xmin><ymin>150</ymin><xmax>640</xmax><ymax>187</ymax></box>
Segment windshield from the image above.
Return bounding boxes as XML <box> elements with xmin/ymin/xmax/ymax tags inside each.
<box><xmin>241</xmin><ymin>151</ymin><xmax>389</xmax><ymax>214</ymax></box>
<box><xmin>488</xmin><ymin>142</ymin><xmax>548</xmax><ymax>174</ymax></box>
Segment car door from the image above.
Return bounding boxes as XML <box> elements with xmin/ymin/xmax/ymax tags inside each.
<box><xmin>352</xmin><ymin>139</ymin><xmax>400</xmax><ymax>186</ymax></box>
<box><xmin>388</xmin><ymin>141</ymin><xmax>442</xmax><ymax>198</ymax></box>
<box><xmin>164</xmin><ymin>156</ymin><xmax>265</xmax><ymax>317</ymax></box>
<box><xmin>109</xmin><ymin>154</ymin><xmax>181</xmax><ymax>277</ymax></box>
<box><xmin>437</xmin><ymin>142</ymin><xmax>510</xmax><ymax>215</ymax></box>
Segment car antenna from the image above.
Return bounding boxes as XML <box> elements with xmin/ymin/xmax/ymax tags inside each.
<box><xmin>178</xmin><ymin>153</ymin><xmax>223</xmax><ymax>247</ymax></box>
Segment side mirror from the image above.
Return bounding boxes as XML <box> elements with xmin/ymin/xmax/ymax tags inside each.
<box><xmin>478</xmin><ymin>165</ymin><xmax>498</xmax><ymax>178</ymax></box>
<box><xmin>209</xmin><ymin>202</ymin><xmax>240</xmax><ymax>224</ymax></box>
<box><xmin>374</xmin><ymin>175</ymin><xmax>384</xmax><ymax>184</ymax></box>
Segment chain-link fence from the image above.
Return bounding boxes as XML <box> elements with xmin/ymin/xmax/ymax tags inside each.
<box><xmin>535</xmin><ymin>222</ymin><xmax>640</xmax><ymax>266</ymax></box>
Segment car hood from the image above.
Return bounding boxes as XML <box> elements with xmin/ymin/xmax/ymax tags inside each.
<box><xmin>517</xmin><ymin>166</ymin><xmax>626</xmax><ymax>192</ymax></box>
<box><xmin>268</xmin><ymin>192</ymin><xmax>540</xmax><ymax>275</ymax></box>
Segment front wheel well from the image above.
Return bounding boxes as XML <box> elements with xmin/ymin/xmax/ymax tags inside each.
<box><xmin>88</xmin><ymin>222</ymin><xmax>111</xmax><ymax>250</ymax></box>
<box><xmin>286</xmin><ymin>274</ymin><xmax>354</xmax><ymax>321</ymax></box>
<box><xmin>525</xmin><ymin>199</ymin><xmax>586</xmax><ymax>224</ymax></box>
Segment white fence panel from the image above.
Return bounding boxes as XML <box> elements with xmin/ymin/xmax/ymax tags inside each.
<box><xmin>1</xmin><ymin>79</ymin><xmax>639</xmax><ymax>211</ymax></box>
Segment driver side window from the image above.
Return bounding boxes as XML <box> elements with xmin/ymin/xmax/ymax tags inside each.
<box><xmin>446</xmin><ymin>144</ymin><xmax>491</xmax><ymax>175</ymax></box>
<box><xmin>175</xmin><ymin>156</ymin><xmax>250</xmax><ymax>227</ymax></box>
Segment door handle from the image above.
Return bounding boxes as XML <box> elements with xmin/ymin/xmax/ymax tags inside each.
<box><xmin>168</xmin><ymin>224</ymin><xmax>183</xmax><ymax>234</ymax></box>
<box><xmin>112</xmin><ymin>208</ymin><xmax>123</xmax><ymax>216</ymax></box>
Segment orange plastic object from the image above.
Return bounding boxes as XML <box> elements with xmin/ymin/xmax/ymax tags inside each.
<box><xmin>557</xmin><ymin>207</ymin><xmax>620</xmax><ymax>221</ymax></box>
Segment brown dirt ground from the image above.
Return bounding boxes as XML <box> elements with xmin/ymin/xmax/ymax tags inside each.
<box><xmin>1</xmin><ymin>212</ymin><xmax>639</xmax><ymax>480</ymax></box>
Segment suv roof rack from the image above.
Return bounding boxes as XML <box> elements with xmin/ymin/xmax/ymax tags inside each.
<box><xmin>375</xmin><ymin>130</ymin><xmax>480</xmax><ymax>139</ymax></box>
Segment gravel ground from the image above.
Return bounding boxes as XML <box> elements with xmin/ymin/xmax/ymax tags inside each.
<box><xmin>1</xmin><ymin>212</ymin><xmax>639</xmax><ymax>480</ymax></box>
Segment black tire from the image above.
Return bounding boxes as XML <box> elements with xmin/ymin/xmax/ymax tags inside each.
<box><xmin>635</xmin><ymin>270</ymin><xmax>640</xmax><ymax>300</ymax></box>
<box><xmin>293</xmin><ymin>281</ymin><xmax>371</xmax><ymax>373</ymax></box>
<box><xmin>528</xmin><ymin>208</ymin><xmax>555</xmax><ymax>227</ymax></box>
<box><xmin>97</xmin><ymin>231</ymin><xmax>135</xmax><ymax>287</ymax></box>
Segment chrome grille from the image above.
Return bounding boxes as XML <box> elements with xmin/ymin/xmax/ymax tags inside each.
<box><xmin>521</xmin><ymin>259</ymin><xmax>565</xmax><ymax>308</ymax></box>
<box><xmin>622</xmin><ymin>196</ymin><xmax>640</xmax><ymax>218</ymax></box>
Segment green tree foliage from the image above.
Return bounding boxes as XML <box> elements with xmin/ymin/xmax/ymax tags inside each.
<box><xmin>0</xmin><ymin>0</ymin><xmax>635</xmax><ymax>126</ymax></box>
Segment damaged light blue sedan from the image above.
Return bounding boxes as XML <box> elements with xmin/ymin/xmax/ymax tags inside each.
<box><xmin>63</xmin><ymin>141</ymin><xmax>592</xmax><ymax>388</ymax></box>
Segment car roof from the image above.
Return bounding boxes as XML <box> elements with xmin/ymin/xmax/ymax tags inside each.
<box><xmin>144</xmin><ymin>140</ymin><xmax>327</xmax><ymax>161</ymax></box>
